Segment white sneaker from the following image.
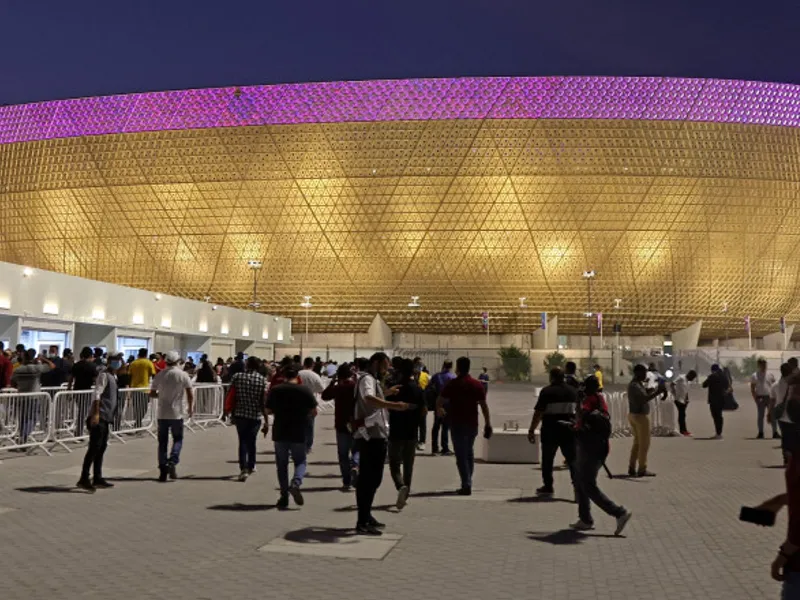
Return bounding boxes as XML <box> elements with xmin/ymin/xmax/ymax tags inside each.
<box><xmin>396</xmin><ymin>485</ymin><xmax>410</xmax><ymax>510</ymax></box>
<box><xmin>417</xmin><ymin>443</ymin><xmax>425</xmax><ymax>452</ymax></box>
<box><xmin>713</xmin><ymin>434</ymin><xmax>723</xmax><ymax>440</ymax></box>
<box><xmin>569</xmin><ymin>520</ymin><xmax>594</xmax><ymax>531</ymax></box>
<box><xmin>238</xmin><ymin>470</ymin><xmax>248</xmax><ymax>482</ymax></box>
<box><xmin>615</xmin><ymin>511</ymin><xmax>633</xmax><ymax>536</ymax></box>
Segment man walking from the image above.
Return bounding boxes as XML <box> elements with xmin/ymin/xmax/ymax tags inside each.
<box><xmin>671</xmin><ymin>370</ymin><xmax>697</xmax><ymax>436</ymax></box>
<box><xmin>388</xmin><ymin>358</ymin><xmax>425</xmax><ymax>510</ymax></box>
<box><xmin>437</xmin><ymin>357</ymin><xmax>492</xmax><ymax>496</ymax></box>
<box><xmin>570</xmin><ymin>376</ymin><xmax>632</xmax><ymax>535</ymax></box>
<box><xmin>321</xmin><ymin>363</ymin><xmax>359</xmax><ymax>491</ymax></box>
<box><xmin>627</xmin><ymin>364</ymin><xmax>666</xmax><ymax>477</ymax></box>
<box><xmin>528</xmin><ymin>367</ymin><xmax>577</xmax><ymax>498</ymax></box>
<box><xmin>298</xmin><ymin>357</ymin><xmax>325</xmax><ymax>453</ymax></box>
<box><xmin>353</xmin><ymin>352</ymin><xmax>410</xmax><ymax>535</ymax></box>
<box><xmin>703</xmin><ymin>364</ymin><xmax>729</xmax><ymax>439</ymax></box>
<box><xmin>129</xmin><ymin>348</ymin><xmax>156</xmax><ymax>427</ymax></box>
<box><xmin>68</xmin><ymin>346</ymin><xmax>99</xmax><ymax>437</ymax></box>
<box><xmin>76</xmin><ymin>351</ymin><xmax>122</xmax><ymax>491</ymax></box>
<box><xmin>427</xmin><ymin>360</ymin><xmax>456</xmax><ymax>455</ymax></box>
<box><xmin>751</xmin><ymin>358</ymin><xmax>778</xmax><ymax>439</ymax></box>
<box><xmin>150</xmin><ymin>351</ymin><xmax>194</xmax><ymax>482</ymax></box>
<box><xmin>265</xmin><ymin>368</ymin><xmax>318</xmax><ymax>509</ymax></box>
<box><xmin>229</xmin><ymin>356</ymin><xmax>268</xmax><ymax>481</ymax></box>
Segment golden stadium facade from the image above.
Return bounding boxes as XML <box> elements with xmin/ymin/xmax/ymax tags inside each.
<box><xmin>1</xmin><ymin>76</ymin><xmax>799</xmax><ymax>336</ymax></box>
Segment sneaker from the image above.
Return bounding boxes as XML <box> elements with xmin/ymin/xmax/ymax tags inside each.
<box><xmin>289</xmin><ymin>482</ymin><xmax>304</xmax><ymax>506</ymax></box>
<box><xmin>569</xmin><ymin>520</ymin><xmax>594</xmax><ymax>531</ymax></box>
<box><xmin>367</xmin><ymin>518</ymin><xmax>386</xmax><ymax>529</ymax></box>
<box><xmin>637</xmin><ymin>470</ymin><xmax>656</xmax><ymax>477</ymax></box>
<box><xmin>757</xmin><ymin>432</ymin><xmax>765</xmax><ymax>439</ymax></box>
<box><xmin>441</xmin><ymin>449</ymin><xmax>452</xmax><ymax>456</ymax></box>
<box><xmin>350</xmin><ymin>467</ymin><xmax>359</xmax><ymax>488</ymax></box>
<box><xmin>416</xmin><ymin>442</ymin><xmax>425</xmax><ymax>452</ymax></box>
<box><xmin>238</xmin><ymin>470</ymin><xmax>249</xmax><ymax>483</ymax></box>
<box><xmin>682</xmin><ymin>431</ymin><xmax>692</xmax><ymax>437</ymax></box>
<box><xmin>536</xmin><ymin>485</ymin><xmax>554</xmax><ymax>497</ymax></box>
<box><xmin>627</xmin><ymin>467</ymin><xmax>636</xmax><ymax>477</ymax></box>
<box><xmin>158</xmin><ymin>468</ymin><xmax>168</xmax><ymax>483</ymax></box>
<box><xmin>276</xmin><ymin>494</ymin><xmax>289</xmax><ymax>510</ymax></box>
<box><xmin>340</xmin><ymin>484</ymin><xmax>352</xmax><ymax>492</ymax></box>
<box><xmin>76</xmin><ymin>478</ymin><xmax>96</xmax><ymax>493</ymax></box>
<box><xmin>431</xmin><ymin>448</ymin><xmax>439</xmax><ymax>456</ymax></box>
<box><xmin>249</xmin><ymin>466</ymin><xmax>257</xmax><ymax>474</ymax></box>
<box><xmin>93</xmin><ymin>478</ymin><xmax>114</xmax><ymax>488</ymax></box>
<box><xmin>615</xmin><ymin>510</ymin><xmax>633</xmax><ymax>536</ymax></box>
<box><xmin>168</xmin><ymin>462</ymin><xmax>178</xmax><ymax>480</ymax></box>
<box><xmin>396</xmin><ymin>485</ymin><xmax>410</xmax><ymax>510</ymax></box>
<box><xmin>356</xmin><ymin>523</ymin><xmax>383</xmax><ymax>536</ymax></box>
<box><xmin>713</xmin><ymin>434</ymin><xmax>723</xmax><ymax>440</ymax></box>
<box><xmin>457</xmin><ymin>486</ymin><xmax>472</xmax><ymax>496</ymax></box>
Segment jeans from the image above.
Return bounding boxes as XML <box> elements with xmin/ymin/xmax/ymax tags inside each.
<box><xmin>710</xmin><ymin>401</ymin><xmax>724</xmax><ymax>436</ymax></box>
<box><xmin>450</xmin><ymin>424</ymin><xmax>478</xmax><ymax>489</ymax></box>
<box><xmin>305</xmin><ymin>415</ymin><xmax>315</xmax><ymax>452</ymax></box>
<box><xmin>275</xmin><ymin>441</ymin><xmax>307</xmax><ymax>493</ymax></box>
<box><xmin>540</xmin><ymin>425</ymin><xmax>577</xmax><ymax>489</ymax></box>
<box><xmin>431</xmin><ymin>414</ymin><xmax>450</xmax><ymax>452</ymax></box>
<box><xmin>235</xmin><ymin>417</ymin><xmax>260</xmax><ymax>471</ymax></box>
<box><xmin>576</xmin><ymin>444</ymin><xmax>625</xmax><ymax>525</ymax></box>
<box><xmin>81</xmin><ymin>420</ymin><xmax>110</xmax><ymax>480</ymax></box>
<box><xmin>157</xmin><ymin>419</ymin><xmax>184</xmax><ymax>468</ymax></box>
<box><xmin>627</xmin><ymin>413</ymin><xmax>651</xmax><ymax>472</ymax></box>
<box><xmin>756</xmin><ymin>396</ymin><xmax>778</xmax><ymax>436</ymax></box>
<box><xmin>336</xmin><ymin>430</ymin><xmax>360</xmax><ymax>486</ymax></box>
<box><xmin>676</xmin><ymin>401</ymin><xmax>688</xmax><ymax>434</ymax></box>
<box><xmin>356</xmin><ymin>438</ymin><xmax>387</xmax><ymax>525</ymax></box>
<box><xmin>784</xmin><ymin>570</ymin><xmax>800</xmax><ymax>600</ymax></box>
<box><xmin>389</xmin><ymin>438</ymin><xmax>417</xmax><ymax>491</ymax></box>
<box><xmin>418</xmin><ymin>412</ymin><xmax>427</xmax><ymax>444</ymax></box>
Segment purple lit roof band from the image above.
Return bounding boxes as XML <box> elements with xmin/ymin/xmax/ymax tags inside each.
<box><xmin>1</xmin><ymin>76</ymin><xmax>800</xmax><ymax>145</ymax></box>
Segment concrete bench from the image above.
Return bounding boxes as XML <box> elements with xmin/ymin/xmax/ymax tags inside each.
<box><xmin>480</xmin><ymin>427</ymin><xmax>540</xmax><ymax>464</ymax></box>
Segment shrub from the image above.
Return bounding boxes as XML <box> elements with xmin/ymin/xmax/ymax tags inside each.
<box><xmin>543</xmin><ymin>351</ymin><xmax>566</xmax><ymax>370</ymax></box>
<box><xmin>498</xmin><ymin>345</ymin><xmax>531</xmax><ymax>381</ymax></box>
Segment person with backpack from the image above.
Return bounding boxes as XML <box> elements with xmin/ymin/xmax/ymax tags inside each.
<box><xmin>570</xmin><ymin>375</ymin><xmax>633</xmax><ymax>535</ymax></box>
<box><xmin>426</xmin><ymin>360</ymin><xmax>456</xmax><ymax>455</ymax></box>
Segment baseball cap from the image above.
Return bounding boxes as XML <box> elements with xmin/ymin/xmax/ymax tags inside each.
<box><xmin>165</xmin><ymin>350</ymin><xmax>181</xmax><ymax>364</ymax></box>
<box><xmin>108</xmin><ymin>350</ymin><xmax>124</xmax><ymax>359</ymax></box>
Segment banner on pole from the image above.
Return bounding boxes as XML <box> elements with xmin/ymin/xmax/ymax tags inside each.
<box><xmin>781</xmin><ymin>316</ymin><xmax>786</xmax><ymax>334</ymax></box>
<box><xmin>597</xmin><ymin>312</ymin><xmax>603</xmax><ymax>331</ymax></box>
<box><xmin>541</xmin><ymin>312</ymin><xmax>547</xmax><ymax>330</ymax></box>
<box><xmin>744</xmin><ymin>315</ymin><xmax>751</xmax><ymax>333</ymax></box>
<box><xmin>481</xmin><ymin>311</ymin><xmax>489</xmax><ymax>330</ymax></box>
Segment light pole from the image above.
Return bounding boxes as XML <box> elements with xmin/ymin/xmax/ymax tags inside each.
<box><xmin>300</xmin><ymin>296</ymin><xmax>312</xmax><ymax>359</ymax></box>
<box><xmin>582</xmin><ymin>270</ymin><xmax>596</xmax><ymax>361</ymax></box>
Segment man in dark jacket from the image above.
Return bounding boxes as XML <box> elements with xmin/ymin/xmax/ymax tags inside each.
<box><xmin>702</xmin><ymin>364</ymin><xmax>729</xmax><ymax>439</ymax></box>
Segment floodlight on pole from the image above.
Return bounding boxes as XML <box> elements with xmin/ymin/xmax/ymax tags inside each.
<box><xmin>519</xmin><ymin>297</ymin><xmax>528</xmax><ymax>308</ymax></box>
<box><xmin>247</xmin><ymin>260</ymin><xmax>262</xmax><ymax>309</ymax></box>
<box><xmin>582</xmin><ymin>270</ymin><xmax>596</xmax><ymax>360</ymax></box>
<box><xmin>408</xmin><ymin>296</ymin><xmax>420</xmax><ymax>308</ymax></box>
<box><xmin>300</xmin><ymin>296</ymin><xmax>312</xmax><ymax>356</ymax></box>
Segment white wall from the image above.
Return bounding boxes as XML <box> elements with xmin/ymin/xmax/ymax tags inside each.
<box><xmin>0</xmin><ymin>261</ymin><xmax>292</xmax><ymax>354</ymax></box>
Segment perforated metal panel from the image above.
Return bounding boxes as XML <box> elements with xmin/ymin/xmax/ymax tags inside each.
<box><xmin>1</xmin><ymin>77</ymin><xmax>799</xmax><ymax>336</ymax></box>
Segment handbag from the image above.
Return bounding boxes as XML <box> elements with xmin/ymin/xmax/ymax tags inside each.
<box><xmin>722</xmin><ymin>391</ymin><xmax>739</xmax><ymax>411</ymax></box>
<box><xmin>224</xmin><ymin>384</ymin><xmax>236</xmax><ymax>414</ymax></box>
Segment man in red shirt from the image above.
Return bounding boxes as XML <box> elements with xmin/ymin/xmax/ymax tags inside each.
<box><xmin>437</xmin><ymin>356</ymin><xmax>492</xmax><ymax>495</ymax></box>
<box><xmin>321</xmin><ymin>363</ymin><xmax>359</xmax><ymax>491</ymax></box>
<box><xmin>0</xmin><ymin>342</ymin><xmax>12</xmax><ymax>388</ymax></box>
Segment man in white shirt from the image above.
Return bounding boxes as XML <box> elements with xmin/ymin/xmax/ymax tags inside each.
<box><xmin>751</xmin><ymin>358</ymin><xmax>778</xmax><ymax>439</ymax></box>
<box><xmin>670</xmin><ymin>370</ymin><xmax>697</xmax><ymax>436</ymax></box>
<box><xmin>645</xmin><ymin>363</ymin><xmax>662</xmax><ymax>392</ymax></box>
<box><xmin>325</xmin><ymin>361</ymin><xmax>337</xmax><ymax>378</ymax></box>
<box><xmin>150</xmin><ymin>351</ymin><xmax>194</xmax><ymax>482</ymax></box>
<box><xmin>299</xmin><ymin>357</ymin><xmax>325</xmax><ymax>453</ymax></box>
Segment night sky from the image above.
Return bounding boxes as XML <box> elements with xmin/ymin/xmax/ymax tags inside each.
<box><xmin>2</xmin><ymin>0</ymin><xmax>799</xmax><ymax>106</ymax></box>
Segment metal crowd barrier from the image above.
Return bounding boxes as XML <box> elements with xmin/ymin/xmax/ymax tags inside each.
<box><xmin>0</xmin><ymin>392</ymin><xmax>53</xmax><ymax>455</ymax></box>
<box><xmin>652</xmin><ymin>394</ymin><xmax>678</xmax><ymax>437</ymax></box>
<box><xmin>605</xmin><ymin>391</ymin><xmax>631</xmax><ymax>438</ymax></box>
<box><xmin>0</xmin><ymin>383</ymin><xmax>227</xmax><ymax>455</ymax></box>
<box><xmin>189</xmin><ymin>384</ymin><xmax>226</xmax><ymax>431</ymax></box>
<box><xmin>50</xmin><ymin>389</ymin><xmax>96</xmax><ymax>451</ymax></box>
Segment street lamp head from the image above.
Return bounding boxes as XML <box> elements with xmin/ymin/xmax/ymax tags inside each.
<box><xmin>247</xmin><ymin>260</ymin><xmax>262</xmax><ymax>270</ymax></box>
<box><xmin>582</xmin><ymin>270</ymin><xmax>596</xmax><ymax>279</ymax></box>
<box><xmin>408</xmin><ymin>296</ymin><xmax>420</xmax><ymax>308</ymax></box>
<box><xmin>300</xmin><ymin>295</ymin><xmax>313</xmax><ymax>308</ymax></box>
<box><xmin>519</xmin><ymin>297</ymin><xmax>528</xmax><ymax>308</ymax></box>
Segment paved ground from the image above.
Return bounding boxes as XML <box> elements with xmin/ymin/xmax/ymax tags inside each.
<box><xmin>0</xmin><ymin>383</ymin><xmax>787</xmax><ymax>599</ymax></box>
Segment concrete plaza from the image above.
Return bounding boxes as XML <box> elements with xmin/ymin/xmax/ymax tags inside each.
<box><xmin>0</xmin><ymin>384</ymin><xmax>786</xmax><ymax>599</ymax></box>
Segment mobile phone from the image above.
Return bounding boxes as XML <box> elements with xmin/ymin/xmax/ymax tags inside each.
<box><xmin>739</xmin><ymin>506</ymin><xmax>776</xmax><ymax>527</ymax></box>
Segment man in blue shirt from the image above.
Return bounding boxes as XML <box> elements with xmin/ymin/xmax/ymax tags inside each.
<box><xmin>478</xmin><ymin>367</ymin><xmax>490</xmax><ymax>393</ymax></box>
<box><xmin>426</xmin><ymin>360</ymin><xmax>456</xmax><ymax>455</ymax></box>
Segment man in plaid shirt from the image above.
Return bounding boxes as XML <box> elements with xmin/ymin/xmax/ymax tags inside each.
<box><xmin>229</xmin><ymin>357</ymin><xmax>268</xmax><ymax>482</ymax></box>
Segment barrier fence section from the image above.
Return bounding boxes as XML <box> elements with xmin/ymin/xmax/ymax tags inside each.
<box><xmin>50</xmin><ymin>389</ymin><xmax>96</xmax><ymax>451</ymax></box>
<box><xmin>0</xmin><ymin>391</ymin><xmax>53</xmax><ymax>454</ymax></box>
<box><xmin>1</xmin><ymin>383</ymin><xmax>227</xmax><ymax>455</ymax></box>
<box><xmin>605</xmin><ymin>391</ymin><xmax>678</xmax><ymax>438</ymax></box>
<box><xmin>189</xmin><ymin>384</ymin><xmax>226</xmax><ymax>431</ymax></box>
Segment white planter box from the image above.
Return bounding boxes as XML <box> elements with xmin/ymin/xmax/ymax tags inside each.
<box><xmin>480</xmin><ymin>428</ymin><xmax>540</xmax><ymax>464</ymax></box>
